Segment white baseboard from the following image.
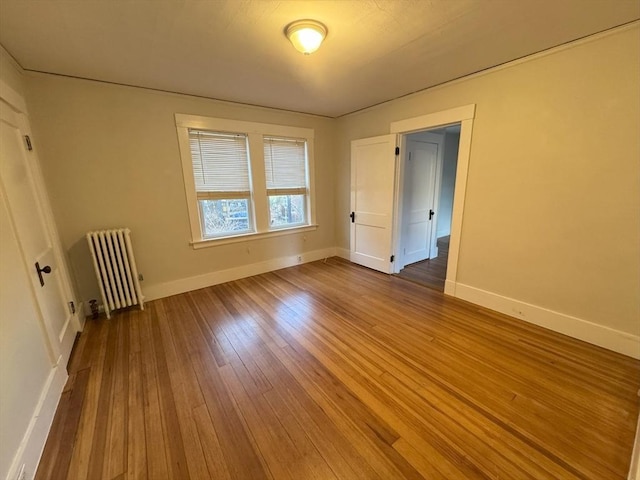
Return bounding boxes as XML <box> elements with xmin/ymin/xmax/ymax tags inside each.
<box><xmin>444</xmin><ymin>279</ymin><xmax>456</xmax><ymax>296</ymax></box>
<box><xmin>630</xmin><ymin>415</ymin><xmax>640</xmax><ymax>480</ymax></box>
<box><xmin>335</xmin><ymin>247</ymin><xmax>350</xmax><ymax>260</ymax></box>
<box><xmin>6</xmin><ymin>360</ymin><xmax>67</xmax><ymax>480</ymax></box>
<box><xmin>144</xmin><ymin>247</ymin><xmax>337</xmax><ymax>301</ymax></box>
<box><xmin>454</xmin><ymin>282</ymin><xmax>640</xmax><ymax>359</ymax></box>
<box><xmin>74</xmin><ymin>300</ymin><xmax>86</xmax><ymax>331</ymax></box>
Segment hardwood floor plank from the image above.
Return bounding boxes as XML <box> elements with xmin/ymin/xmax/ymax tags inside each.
<box><xmin>154</xmin><ymin>299</ymin><xmax>209</xmax><ymax>479</ymax></box>
<box><xmin>65</xmin><ymin>319</ymin><xmax>108</xmax><ymax>480</ymax></box>
<box><xmin>105</xmin><ymin>315</ymin><xmax>129</xmax><ymax>480</ymax></box>
<box><xmin>138</xmin><ymin>305</ymin><xmax>170</xmax><ymax>480</ymax></box>
<box><xmin>219</xmin><ymin>362</ymin><xmax>302</xmax><ymax>480</ymax></box>
<box><xmin>35</xmin><ymin>368</ymin><xmax>90</xmax><ymax>480</ymax></box>
<box><xmin>35</xmin><ymin>390</ymin><xmax>71</xmax><ymax>480</ymax></box>
<box><xmin>86</xmin><ymin>316</ymin><xmax>119</xmax><ymax>480</ymax></box>
<box><xmin>393</xmin><ymin>437</ymin><xmax>455</xmax><ymax>480</ymax></box>
<box><xmin>126</xmin><ymin>351</ymin><xmax>146</xmax><ymax>480</ymax></box>
<box><xmin>53</xmin><ymin>368</ymin><xmax>90</xmax><ymax>479</ymax></box>
<box><xmin>190</xmin><ymin>348</ymin><xmax>271</xmax><ymax>479</ymax></box>
<box><xmin>149</xmin><ymin>303</ymin><xmax>190</xmax><ymax>480</ymax></box>
<box><xmin>192</xmin><ymin>404</ymin><xmax>234</xmax><ymax>480</ymax></box>
<box><xmin>36</xmin><ymin>259</ymin><xmax>640</xmax><ymax>480</ymax></box>
<box><xmin>280</xmin><ymin>343</ymin><xmax>425</xmax><ymax>479</ymax></box>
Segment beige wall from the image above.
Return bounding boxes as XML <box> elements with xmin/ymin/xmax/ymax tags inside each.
<box><xmin>25</xmin><ymin>76</ymin><xmax>336</xmax><ymax>303</ymax></box>
<box><xmin>335</xmin><ymin>25</ymin><xmax>640</xmax><ymax>336</ymax></box>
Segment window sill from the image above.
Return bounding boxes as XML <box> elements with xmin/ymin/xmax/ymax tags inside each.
<box><xmin>190</xmin><ymin>224</ymin><xmax>318</xmax><ymax>249</ymax></box>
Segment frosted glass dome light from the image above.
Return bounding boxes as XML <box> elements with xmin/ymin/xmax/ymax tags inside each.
<box><xmin>286</xmin><ymin>20</ymin><xmax>327</xmax><ymax>55</ymax></box>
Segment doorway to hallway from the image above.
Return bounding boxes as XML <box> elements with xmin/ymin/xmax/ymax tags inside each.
<box><xmin>396</xmin><ymin>124</ymin><xmax>461</xmax><ymax>291</ymax></box>
<box><xmin>397</xmin><ymin>235</ymin><xmax>449</xmax><ymax>290</ymax></box>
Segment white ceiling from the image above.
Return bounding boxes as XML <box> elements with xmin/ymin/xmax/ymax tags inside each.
<box><xmin>0</xmin><ymin>1</ymin><xmax>638</xmax><ymax>117</ymax></box>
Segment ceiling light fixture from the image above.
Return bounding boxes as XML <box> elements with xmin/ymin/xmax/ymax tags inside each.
<box><xmin>285</xmin><ymin>20</ymin><xmax>327</xmax><ymax>55</ymax></box>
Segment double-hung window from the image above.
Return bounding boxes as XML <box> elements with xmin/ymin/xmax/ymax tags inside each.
<box><xmin>189</xmin><ymin>130</ymin><xmax>253</xmax><ymax>238</ymax></box>
<box><xmin>176</xmin><ymin>114</ymin><xmax>316</xmax><ymax>247</ymax></box>
<box><xmin>264</xmin><ymin>136</ymin><xmax>308</xmax><ymax>228</ymax></box>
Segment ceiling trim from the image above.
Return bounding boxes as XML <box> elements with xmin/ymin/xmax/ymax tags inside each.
<box><xmin>337</xmin><ymin>19</ymin><xmax>640</xmax><ymax>119</ymax></box>
<box><xmin>22</xmin><ymin>69</ymin><xmax>335</xmax><ymax>120</ymax></box>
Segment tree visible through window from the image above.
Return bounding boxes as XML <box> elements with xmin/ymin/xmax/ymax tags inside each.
<box><xmin>269</xmin><ymin>195</ymin><xmax>305</xmax><ymax>226</ymax></box>
<box><xmin>177</xmin><ymin>114</ymin><xmax>315</xmax><ymax>244</ymax></box>
<box><xmin>264</xmin><ymin>136</ymin><xmax>308</xmax><ymax>228</ymax></box>
<box><xmin>200</xmin><ymin>199</ymin><xmax>250</xmax><ymax>237</ymax></box>
<box><xmin>189</xmin><ymin>130</ymin><xmax>253</xmax><ymax>238</ymax></box>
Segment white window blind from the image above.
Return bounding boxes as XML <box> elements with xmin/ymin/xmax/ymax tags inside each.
<box><xmin>189</xmin><ymin>130</ymin><xmax>250</xmax><ymax>199</ymax></box>
<box><xmin>263</xmin><ymin>136</ymin><xmax>307</xmax><ymax>196</ymax></box>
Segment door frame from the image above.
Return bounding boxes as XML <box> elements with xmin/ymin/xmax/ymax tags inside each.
<box><xmin>390</xmin><ymin>104</ymin><xmax>476</xmax><ymax>296</ymax></box>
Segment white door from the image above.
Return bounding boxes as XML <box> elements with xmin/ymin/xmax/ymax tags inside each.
<box><xmin>401</xmin><ymin>139</ymin><xmax>438</xmax><ymax>266</ymax></box>
<box><xmin>0</xmin><ymin>99</ymin><xmax>76</xmax><ymax>367</ymax></box>
<box><xmin>350</xmin><ymin>134</ymin><xmax>397</xmax><ymax>273</ymax></box>
<box><xmin>0</xmin><ymin>182</ymin><xmax>56</xmax><ymax>480</ymax></box>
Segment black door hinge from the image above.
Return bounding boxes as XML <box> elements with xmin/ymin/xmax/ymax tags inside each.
<box><xmin>390</xmin><ymin>255</ymin><xmax>395</xmax><ymax>262</ymax></box>
<box><xmin>350</xmin><ymin>212</ymin><xmax>355</xmax><ymax>223</ymax></box>
<box><xmin>429</xmin><ymin>209</ymin><xmax>435</xmax><ymax>220</ymax></box>
<box><xmin>69</xmin><ymin>301</ymin><xmax>76</xmax><ymax>314</ymax></box>
<box><xmin>395</xmin><ymin>146</ymin><xmax>400</xmax><ymax>155</ymax></box>
<box><xmin>24</xmin><ymin>135</ymin><xmax>33</xmax><ymax>151</ymax></box>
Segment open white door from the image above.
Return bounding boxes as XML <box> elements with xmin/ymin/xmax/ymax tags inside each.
<box><xmin>401</xmin><ymin>138</ymin><xmax>438</xmax><ymax>266</ymax></box>
<box><xmin>350</xmin><ymin>134</ymin><xmax>397</xmax><ymax>273</ymax></box>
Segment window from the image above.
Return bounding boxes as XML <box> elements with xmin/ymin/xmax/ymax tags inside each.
<box><xmin>264</xmin><ymin>136</ymin><xmax>308</xmax><ymax>228</ymax></box>
<box><xmin>189</xmin><ymin>130</ymin><xmax>253</xmax><ymax>238</ymax></box>
<box><xmin>176</xmin><ymin>114</ymin><xmax>316</xmax><ymax>246</ymax></box>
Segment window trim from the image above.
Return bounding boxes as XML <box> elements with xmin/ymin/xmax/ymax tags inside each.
<box><xmin>190</xmin><ymin>224</ymin><xmax>318</xmax><ymax>249</ymax></box>
<box><xmin>175</xmin><ymin>113</ymin><xmax>316</xmax><ymax>246</ymax></box>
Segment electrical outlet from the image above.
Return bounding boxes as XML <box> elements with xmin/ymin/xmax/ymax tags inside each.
<box><xmin>297</xmin><ymin>255</ymin><xmax>302</xmax><ymax>263</ymax></box>
<box><xmin>138</xmin><ymin>273</ymin><xmax>144</xmax><ymax>281</ymax></box>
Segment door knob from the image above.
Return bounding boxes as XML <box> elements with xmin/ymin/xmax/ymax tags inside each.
<box><xmin>35</xmin><ymin>262</ymin><xmax>52</xmax><ymax>287</ymax></box>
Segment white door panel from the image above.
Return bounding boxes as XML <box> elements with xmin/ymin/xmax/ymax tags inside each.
<box><xmin>406</xmin><ymin>222</ymin><xmax>428</xmax><ymax>254</ymax></box>
<box><xmin>350</xmin><ymin>134</ymin><xmax>397</xmax><ymax>273</ymax></box>
<box><xmin>354</xmin><ymin>224</ymin><xmax>389</xmax><ymax>259</ymax></box>
<box><xmin>355</xmin><ymin>211</ymin><xmax>390</xmax><ymax>228</ymax></box>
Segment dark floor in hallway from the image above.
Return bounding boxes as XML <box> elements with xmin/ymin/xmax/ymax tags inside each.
<box><xmin>397</xmin><ymin>236</ymin><xmax>449</xmax><ymax>290</ymax></box>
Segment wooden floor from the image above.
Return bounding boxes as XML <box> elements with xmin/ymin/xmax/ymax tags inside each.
<box><xmin>398</xmin><ymin>236</ymin><xmax>449</xmax><ymax>290</ymax></box>
<box><xmin>36</xmin><ymin>258</ymin><xmax>640</xmax><ymax>480</ymax></box>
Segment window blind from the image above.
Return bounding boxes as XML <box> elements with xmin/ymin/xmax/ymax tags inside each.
<box><xmin>263</xmin><ymin>136</ymin><xmax>307</xmax><ymax>195</ymax></box>
<box><xmin>189</xmin><ymin>130</ymin><xmax>250</xmax><ymax>199</ymax></box>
